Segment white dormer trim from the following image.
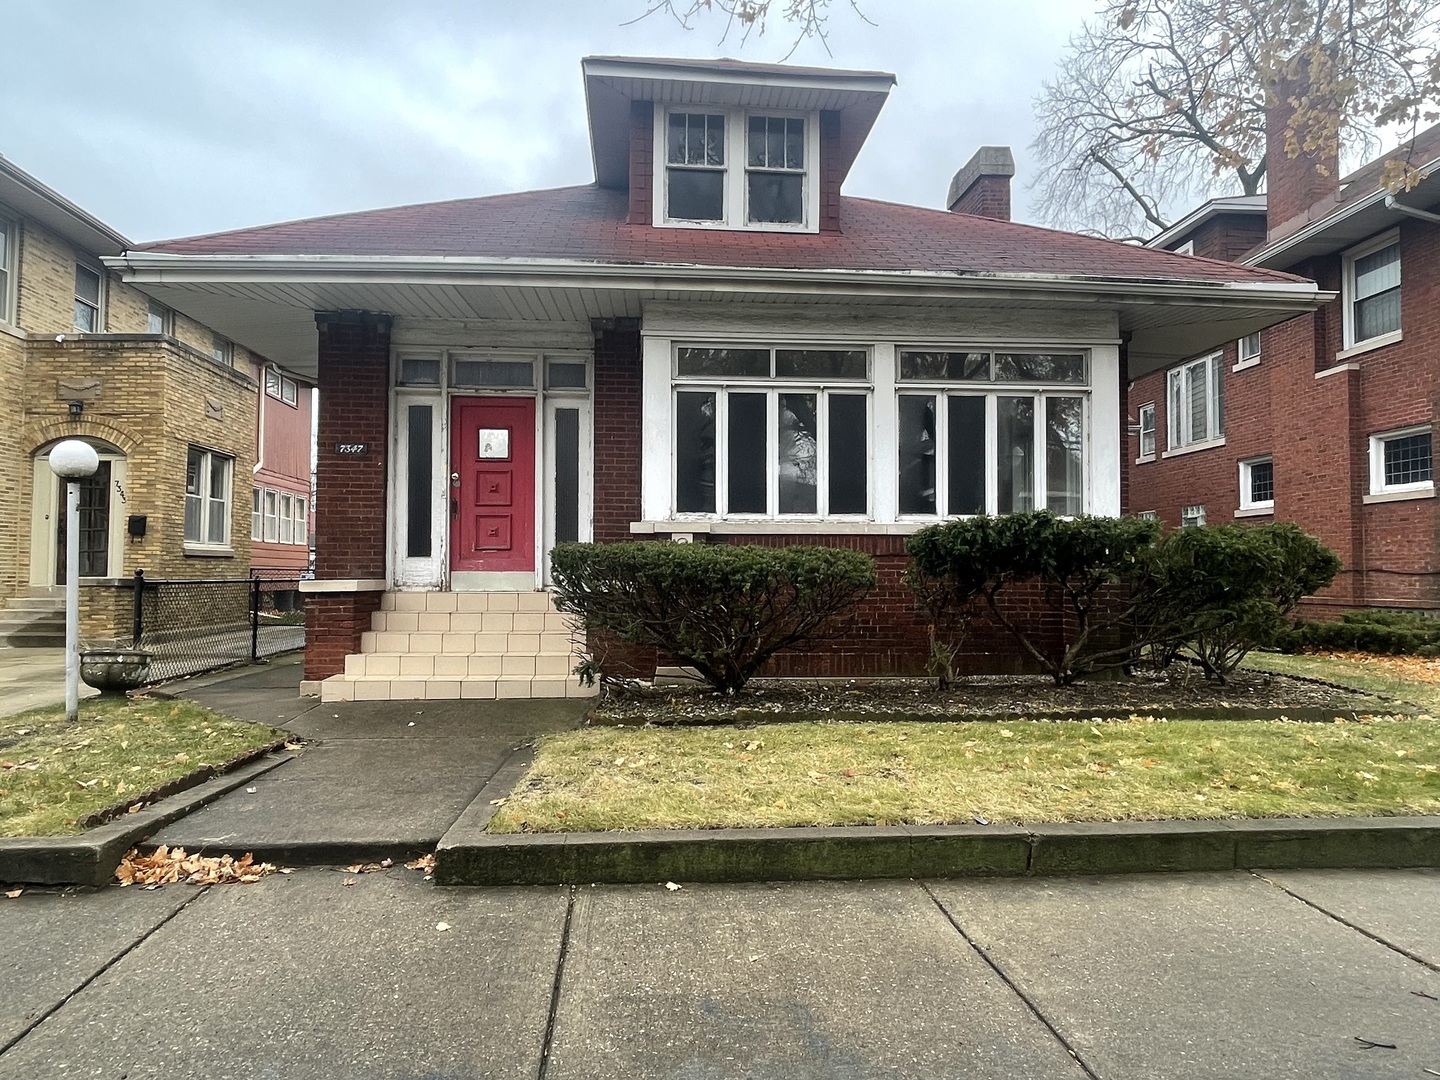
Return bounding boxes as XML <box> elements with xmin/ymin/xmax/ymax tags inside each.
<box><xmin>652</xmin><ymin>104</ymin><xmax>822</xmax><ymax>234</ymax></box>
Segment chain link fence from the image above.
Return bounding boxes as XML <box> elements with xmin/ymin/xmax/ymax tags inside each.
<box><xmin>129</xmin><ymin>570</ymin><xmax>306</xmax><ymax>684</ymax></box>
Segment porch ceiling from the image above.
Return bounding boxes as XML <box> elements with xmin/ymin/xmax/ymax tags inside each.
<box><xmin>112</xmin><ymin>263</ymin><xmax>1329</xmax><ymax>381</ymax></box>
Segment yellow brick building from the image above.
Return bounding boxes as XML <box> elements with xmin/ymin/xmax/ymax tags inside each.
<box><xmin>0</xmin><ymin>155</ymin><xmax>264</xmax><ymax>643</ymax></box>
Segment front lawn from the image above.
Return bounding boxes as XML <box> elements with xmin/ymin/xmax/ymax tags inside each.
<box><xmin>1243</xmin><ymin>651</ymin><xmax>1440</xmax><ymax>713</ymax></box>
<box><xmin>0</xmin><ymin>699</ymin><xmax>287</xmax><ymax>837</ymax></box>
<box><xmin>488</xmin><ymin>717</ymin><xmax>1440</xmax><ymax>833</ymax></box>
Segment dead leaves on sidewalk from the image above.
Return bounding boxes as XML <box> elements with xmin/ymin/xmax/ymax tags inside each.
<box><xmin>115</xmin><ymin>845</ymin><xmax>292</xmax><ymax>888</ymax></box>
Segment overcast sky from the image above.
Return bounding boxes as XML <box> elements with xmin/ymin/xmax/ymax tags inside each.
<box><xmin>3</xmin><ymin>0</ymin><xmax>1099</xmax><ymax>243</ymax></box>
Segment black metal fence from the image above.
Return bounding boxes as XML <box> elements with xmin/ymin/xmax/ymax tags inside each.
<box><xmin>130</xmin><ymin>569</ymin><xmax>306</xmax><ymax>684</ymax></box>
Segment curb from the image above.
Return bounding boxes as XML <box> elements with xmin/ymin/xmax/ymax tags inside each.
<box><xmin>0</xmin><ymin>752</ymin><xmax>295</xmax><ymax>887</ymax></box>
<box><xmin>433</xmin><ymin>814</ymin><xmax>1440</xmax><ymax>886</ymax></box>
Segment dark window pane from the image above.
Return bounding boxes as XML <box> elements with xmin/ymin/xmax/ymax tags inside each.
<box><xmin>667</xmin><ymin>112</ymin><xmax>687</xmax><ymax>165</ymax></box>
<box><xmin>778</xmin><ymin>393</ymin><xmax>818</xmax><ymax>515</ymax></box>
<box><xmin>728</xmin><ymin>392</ymin><xmax>768</xmax><ymax>513</ymax></box>
<box><xmin>705</xmin><ymin>114</ymin><xmax>725</xmax><ymax>166</ymax></box>
<box><xmin>547</xmin><ymin>362</ymin><xmax>588</xmax><ymax>389</ymax></box>
<box><xmin>899</xmin><ymin>351</ymin><xmax>988</xmax><ymax>381</ymax></box>
<box><xmin>406</xmin><ymin>405</ymin><xmax>432</xmax><ymax>558</ymax></box>
<box><xmin>1045</xmin><ymin>397</ymin><xmax>1084</xmax><ymax>515</ymax></box>
<box><xmin>1384</xmin><ymin>432</ymin><xmax>1432</xmax><ymax>486</ymax></box>
<box><xmin>997</xmin><ymin>396</ymin><xmax>1035</xmax><ymax>514</ymax></box>
<box><xmin>768</xmin><ymin>123</ymin><xmax>784</xmax><ymax>170</ymax></box>
<box><xmin>1356</xmin><ymin>289</ymin><xmax>1400</xmax><ymax>341</ymax></box>
<box><xmin>994</xmin><ymin>353</ymin><xmax>1086</xmax><ymax>383</ymax></box>
<box><xmin>775</xmin><ymin>349</ymin><xmax>867</xmax><ymax>379</ymax></box>
<box><xmin>1249</xmin><ymin>459</ymin><xmax>1274</xmax><ymax>504</ymax></box>
<box><xmin>748</xmin><ymin>173</ymin><xmax>803</xmax><ymax>224</ymax></box>
<box><xmin>668</xmin><ymin>168</ymin><xmax>725</xmax><ymax>221</ymax></box>
<box><xmin>747</xmin><ymin>116</ymin><xmax>766</xmax><ymax>167</ymax></box>
<box><xmin>829</xmin><ymin>394</ymin><xmax>867</xmax><ymax>514</ymax></box>
<box><xmin>686</xmin><ymin>115</ymin><xmax>705</xmax><ymax>164</ymax></box>
<box><xmin>555</xmin><ymin>408</ymin><xmax>580</xmax><ymax>543</ymax></box>
<box><xmin>74</xmin><ymin>265</ymin><xmax>100</xmax><ymax>304</ymax></box>
<box><xmin>785</xmin><ymin>118</ymin><xmax>804</xmax><ymax>169</ymax></box>
<box><xmin>399</xmin><ymin>358</ymin><xmax>441</xmax><ymax>385</ymax></box>
<box><xmin>676</xmin><ymin>392</ymin><xmax>716</xmax><ymax>513</ymax></box>
<box><xmin>898</xmin><ymin>395</ymin><xmax>937</xmax><ymax>514</ymax></box>
<box><xmin>77</xmin><ymin>461</ymin><xmax>110</xmax><ymax>577</ymax></box>
<box><xmin>676</xmin><ymin>347</ymin><xmax>770</xmax><ymax>378</ymax></box>
<box><xmin>453</xmin><ymin>359</ymin><xmax>534</xmax><ymax>387</ymax></box>
<box><xmin>947</xmin><ymin>396</ymin><xmax>985</xmax><ymax>515</ymax></box>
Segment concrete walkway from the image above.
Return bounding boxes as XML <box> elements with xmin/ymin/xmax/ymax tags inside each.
<box><xmin>0</xmin><ymin>647</ymin><xmax>99</xmax><ymax>718</ymax></box>
<box><xmin>2</xmin><ymin>867</ymin><xmax>1438</xmax><ymax>1078</ymax></box>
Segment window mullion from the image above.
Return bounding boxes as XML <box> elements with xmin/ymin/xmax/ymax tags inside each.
<box><xmin>767</xmin><ymin>389</ymin><xmax>779</xmax><ymax>517</ymax></box>
<box><xmin>1034</xmin><ymin>393</ymin><xmax>1047</xmax><ymax>514</ymax></box>
<box><xmin>715</xmin><ymin>389</ymin><xmax>730</xmax><ymax>517</ymax></box>
<box><xmin>816</xmin><ymin>389</ymin><xmax>829</xmax><ymax>517</ymax></box>
<box><xmin>985</xmin><ymin>394</ymin><xmax>998</xmax><ymax>516</ymax></box>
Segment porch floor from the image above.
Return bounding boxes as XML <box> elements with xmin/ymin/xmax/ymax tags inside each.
<box><xmin>318</xmin><ymin>591</ymin><xmax>597</xmax><ymax>702</ymax></box>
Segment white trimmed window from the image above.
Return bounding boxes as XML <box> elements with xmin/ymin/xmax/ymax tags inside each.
<box><xmin>1167</xmin><ymin>352</ymin><xmax>1223</xmax><ymax>450</ymax></box>
<box><xmin>262</xmin><ymin>489</ymin><xmax>278</xmax><ymax>542</ymax></box>
<box><xmin>0</xmin><ymin>215</ymin><xmax>14</xmax><ymax>324</ymax></box>
<box><xmin>1181</xmin><ymin>504</ymin><xmax>1206</xmax><ymax>528</ymax></box>
<box><xmin>896</xmin><ymin>351</ymin><xmax>1088</xmax><ymax>517</ymax></box>
<box><xmin>1137</xmin><ymin>510</ymin><xmax>1158</xmax><ymax>521</ymax></box>
<box><xmin>265</xmin><ymin>368</ymin><xmax>298</xmax><ymax>405</ymax></box>
<box><xmin>184</xmin><ymin>447</ymin><xmax>232</xmax><ymax>547</ymax></box>
<box><xmin>674</xmin><ymin>346</ymin><xmax>870</xmax><ymax>517</ymax></box>
<box><xmin>660</xmin><ymin>107</ymin><xmax>817</xmax><ymax>230</ymax></box>
<box><xmin>1237</xmin><ymin>332</ymin><xmax>1261</xmax><ymax>367</ymax></box>
<box><xmin>1369</xmin><ymin>426</ymin><xmax>1432</xmax><ymax>495</ymax></box>
<box><xmin>146</xmin><ymin>300</ymin><xmax>172</xmax><ymax>335</ymax></box>
<box><xmin>1239</xmin><ymin>456</ymin><xmax>1274</xmax><ymax>510</ymax></box>
<box><xmin>251</xmin><ymin>488</ymin><xmax>262</xmax><ymax>541</ymax></box>
<box><xmin>211</xmin><ymin>335</ymin><xmax>233</xmax><ymax>366</ymax></box>
<box><xmin>1344</xmin><ymin>232</ymin><xmax>1400</xmax><ymax>348</ymax></box>
<box><xmin>73</xmin><ymin>264</ymin><xmax>102</xmax><ymax>332</ymax></box>
<box><xmin>1137</xmin><ymin>402</ymin><xmax>1155</xmax><ymax>460</ymax></box>
<box><xmin>294</xmin><ymin>497</ymin><xmax>308</xmax><ymax>546</ymax></box>
<box><xmin>279</xmin><ymin>493</ymin><xmax>294</xmax><ymax>544</ymax></box>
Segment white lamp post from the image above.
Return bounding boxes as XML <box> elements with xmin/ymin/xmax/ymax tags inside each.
<box><xmin>49</xmin><ymin>440</ymin><xmax>99</xmax><ymax>723</ymax></box>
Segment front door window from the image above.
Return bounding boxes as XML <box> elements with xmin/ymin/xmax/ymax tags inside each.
<box><xmin>55</xmin><ymin>461</ymin><xmax>111</xmax><ymax>582</ymax></box>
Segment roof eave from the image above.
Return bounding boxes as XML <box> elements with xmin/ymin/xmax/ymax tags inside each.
<box><xmin>0</xmin><ymin>155</ymin><xmax>130</xmax><ymax>256</ymax></box>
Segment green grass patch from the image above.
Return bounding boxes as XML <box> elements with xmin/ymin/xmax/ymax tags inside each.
<box><xmin>489</xmin><ymin>717</ymin><xmax>1440</xmax><ymax>833</ymax></box>
<box><xmin>0</xmin><ymin>699</ymin><xmax>286</xmax><ymax>837</ymax></box>
<box><xmin>1243</xmin><ymin>651</ymin><xmax>1440</xmax><ymax>713</ymax></box>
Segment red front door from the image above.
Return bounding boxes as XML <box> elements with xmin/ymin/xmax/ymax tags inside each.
<box><xmin>450</xmin><ymin>397</ymin><xmax>536</xmax><ymax>574</ymax></box>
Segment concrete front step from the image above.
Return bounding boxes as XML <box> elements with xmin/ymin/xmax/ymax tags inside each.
<box><xmin>3</xmin><ymin>597</ymin><xmax>66</xmax><ymax>612</ymax></box>
<box><xmin>319</xmin><ymin>674</ymin><xmax>596</xmax><ymax>702</ymax></box>
<box><xmin>369</xmin><ymin>609</ymin><xmax>575</xmax><ymax>635</ymax></box>
<box><xmin>344</xmin><ymin>651</ymin><xmax>578</xmax><ymax>678</ymax></box>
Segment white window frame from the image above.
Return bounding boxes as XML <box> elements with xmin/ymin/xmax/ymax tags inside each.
<box><xmin>1174</xmin><ymin>240</ymin><xmax>1195</xmax><ymax>256</ymax></box>
<box><xmin>262</xmin><ymin>488</ymin><xmax>278</xmax><ymax>542</ymax></box>
<box><xmin>672</xmin><ymin>345</ymin><xmax>873</xmax><ymax>520</ymax></box>
<box><xmin>1236</xmin><ymin>332</ymin><xmax>1261</xmax><ymax>370</ymax></box>
<box><xmin>278</xmin><ymin>492</ymin><xmax>294</xmax><ymax>544</ymax></box>
<box><xmin>184</xmin><ymin>447</ymin><xmax>233</xmax><ymax>551</ymax></box>
<box><xmin>294</xmin><ymin>496</ymin><xmax>308</xmax><ymax>546</ymax></box>
<box><xmin>1181</xmin><ymin>504</ymin><xmax>1206</xmax><ymax>528</ymax></box>
<box><xmin>1136</xmin><ymin>402</ymin><xmax>1156</xmax><ymax>462</ymax></box>
<box><xmin>146</xmin><ymin>299</ymin><xmax>172</xmax><ymax>336</ymax></box>
<box><xmin>1238</xmin><ymin>456</ymin><xmax>1274</xmax><ymax>512</ymax></box>
<box><xmin>1165</xmin><ymin>351</ymin><xmax>1224</xmax><ymax>453</ymax></box>
<box><xmin>250</xmin><ymin>487</ymin><xmax>262</xmax><ymax>541</ymax></box>
<box><xmin>1342</xmin><ymin>230</ymin><xmax>1401</xmax><ymax>352</ymax></box>
<box><xmin>655</xmin><ymin>106</ymin><xmax>821</xmax><ymax>233</ymax></box>
<box><xmin>0</xmin><ymin>214</ymin><xmax>15</xmax><ymax>326</ymax></box>
<box><xmin>265</xmin><ymin>368</ymin><xmax>299</xmax><ymax>406</ymax></box>
<box><xmin>212</xmin><ymin>335</ymin><xmax>233</xmax><ymax>366</ymax></box>
<box><xmin>1368</xmin><ymin>425</ymin><xmax>1433</xmax><ymax>497</ymax></box>
<box><xmin>1137</xmin><ymin>510</ymin><xmax>1158</xmax><ymax>521</ymax></box>
<box><xmin>73</xmin><ymin>263</ymin><xmax>103</xmax><ymax>333</ymax></box>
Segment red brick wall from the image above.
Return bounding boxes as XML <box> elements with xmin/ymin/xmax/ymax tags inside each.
<box><xmin>1265</xmin><ymin>67</ymin><xmax>1339</xmax><ymax>235</ymax></box>
<box><xmin>592</xmin><ymin>318</ymin><xmax>642</xmax><ymax>545</ymax></box>
<box><xmin>1125</xmin><ymin>218</ymin><xmax>1440</xmax><ymax>613</ymax></box>
<box><xmin>819</xmin><ymin>110</ymin><xmax>843</xmax><ymax>234</ymax></box>
<box><xmin>306</xmin><ymin>311</ymin><xmax>391</xmax><ymax>679</ymax></box>
<box><xmin>627</xmin><ymin>101</ymin><xmax>653</xmax><ymax>226</ymax></box>
<box><xmin>1187</xmin><ymin>214</ymin><xmax>1267</xmax><ymax>262</ymax></box>
<box><xmin>948</xmin><ymin>176</ymin><xmax>1011</xmax><ymax>222</ymax></box>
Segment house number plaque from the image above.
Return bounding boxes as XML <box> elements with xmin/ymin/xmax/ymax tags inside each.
<box><xmin>334</xmin><ymin>442</ymin><xmax>369</xmax><ymax>456</ymax></box>
<box><xmin>476</xmin><ymin>428</ymin><xmax>510</xmax><ymax>459</ymax></box>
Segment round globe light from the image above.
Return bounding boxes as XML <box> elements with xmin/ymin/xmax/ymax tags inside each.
<box><xmin>49</xmin><ymin>439</ymin><xmax>100</xmax><ymax>479</ymax></box>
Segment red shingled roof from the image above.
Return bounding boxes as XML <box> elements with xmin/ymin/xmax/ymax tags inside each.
<box><xmin>136</xmin><ymin>185</ymin><xmax>1304</xmax><ymax>285</ymax></box>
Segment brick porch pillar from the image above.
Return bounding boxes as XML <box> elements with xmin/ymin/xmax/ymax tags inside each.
<box><xmin>302</xmin><ymin>311</ymin><xmax>392</xmax><ymax>683</ymax></box>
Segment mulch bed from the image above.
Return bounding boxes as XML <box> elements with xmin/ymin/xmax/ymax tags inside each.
<box><xmin>588</xmin><ymin>662</ymin><xmax>1416</xmax><ymax>726</ymax></box>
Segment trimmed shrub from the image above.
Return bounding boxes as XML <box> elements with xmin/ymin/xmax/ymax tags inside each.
<box><xmin>1278</xmin><ymin>609</ymin><xmax>1440</xmax><ymax>656</ymax></box>
<box><xmin>906</xmin><ymin>512</ymin><xmax>1161</xmax><ymax>685</ymax></box>
<box><xmin>549</xmin><ymin>541</ymin><xmax>876</xmax><ymax>695</ymax></box>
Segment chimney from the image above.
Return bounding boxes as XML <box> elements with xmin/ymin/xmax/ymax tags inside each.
<box><xmin>947</xmin><ymin>146</ymin><xmax>1014</xmax><ymax>221</ymax></box>
<box><xmin>1265</xmin><ymin>58</ymin><xmax>1341</xmax><ymax>238</ymax></box>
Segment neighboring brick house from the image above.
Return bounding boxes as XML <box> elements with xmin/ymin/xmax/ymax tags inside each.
<box><xmin>0</xmin><ymin>155</ymin><xmax>277</xmax><ymax>643</ymax></box>
<box><xmin>105</xmin><ymin>56</ymin><xmax>1326</xmax><ymax>699</ymax></box>
<box><xmin>1130</xmin><ymin>93</ymin><xmax>1440</xmax><ymax>616</ymax></box>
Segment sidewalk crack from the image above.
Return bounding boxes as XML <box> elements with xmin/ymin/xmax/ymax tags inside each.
<box><xmin>536</xmin><ymin>884</ymin><xmax>577</xmax><ymax>1080</ymax></box>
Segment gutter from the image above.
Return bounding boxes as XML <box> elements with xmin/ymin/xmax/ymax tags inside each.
<box><xmin>1384</xmin><ymin>195</ymin><xmax>1440</xmax><ymax>225</ymax></box>
<box><xmin>106</xmin><ymin>252</ymin><xmax>1325</xmax><ymax>308</ymax></box>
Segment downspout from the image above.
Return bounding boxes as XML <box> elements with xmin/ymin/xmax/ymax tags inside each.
<box><xmin>253</xmin><ymin>364</ymin><xmax>267</xmax><ymax>475</ymax></box>
<box><xmin>1383</xmin><ymin>196</ymin><xmax>1440</xmax><ymax>225</ymax></box>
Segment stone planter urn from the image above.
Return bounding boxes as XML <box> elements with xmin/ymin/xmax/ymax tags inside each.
<box><xmin>79</xmin><ymin>648</ymin><xmax>152</xmax><ymax>696</ymax></box>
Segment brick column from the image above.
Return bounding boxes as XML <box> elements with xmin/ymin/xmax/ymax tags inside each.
<box><xmin>304</xmin><ymin>311</ymin><xmax>391</xmax><ymax>681</ymax></box>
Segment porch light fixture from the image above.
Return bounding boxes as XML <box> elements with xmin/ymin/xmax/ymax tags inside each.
<box><xmin>69</xmin><ymin>399</ymin><xmax>84</xmax><ymax>417</ymax></box>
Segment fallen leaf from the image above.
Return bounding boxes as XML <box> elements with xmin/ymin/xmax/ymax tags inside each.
<box><xmin>245</xmin><ymin>786</ymin><xmax>257</xmax><ymax>794</ymax></box>
<box><xmin>342</xmin><ymin>878</ymin><xmax>357</xmax><ymax>887</ymax></box>
<box><xmin>743</xmin><ymin>740</ymin><xmax>762</xmax><ymax>751</ymax></box>
<box><xmin>3</xmin><ymin>888</ymin><xmax>21</xmax><ymax>899</ymax></box>
<box><xmin>435</xmin><ymin>921</ymin><xmax>451</xmax><ymax>932</ymax></box>
<box><xmin>489</xmin><ymin>797</ymin><xmax>507</xmax><ymax>805</ymax></box>
<box><xmin>663</xmin><ymin>881</ymin><xmax>682</xmax><ymax>891</ymax></box>
<box><xmin>999</xmin><ymin>729</ymin><xmax>1015</xmax><ymax>739</ymax></box>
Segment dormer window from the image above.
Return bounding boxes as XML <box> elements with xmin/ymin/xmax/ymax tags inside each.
<box><xmin>658</xmin><ymin>107</ymin><xmax>817</xmax><ymax>231</ymax></box>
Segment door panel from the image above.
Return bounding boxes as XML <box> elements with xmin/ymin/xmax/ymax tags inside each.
<box><xmin>450</xmin><ymin>397</ymin><xmax>535</xmax><ymax>574</ymax></box>
<box><xmin>55</xmin><ymin>461</ymin><xmax>111</xmax><ymax>583</ymax></box>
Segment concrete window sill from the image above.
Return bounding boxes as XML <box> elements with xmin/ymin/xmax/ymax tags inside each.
<box><xmin>1363</xmin><ymin>487</ymin><xmax>1435</xmax><ymax>505</ymax></box>
<box><xmin>1162</xmin><ymin>437</ymin><xmax>1226</xmax><ymax>460</ymax></box>
<box><xmin>183</xmin><ymin>545</ymin><xmax>235</xmax><ymax>558</ymax></box>
<box><xmin>1234</xmin><ymin>506</ymin><xmax>1273</xmax><ymax>518</ymax></box>
<box><xmin>1337</xmin><ymin>331</ymin><xmax>1402</xmax><ymax>361</ymax></box>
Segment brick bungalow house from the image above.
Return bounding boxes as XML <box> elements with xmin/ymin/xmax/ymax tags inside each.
<box><xmin>104</xmin><ymin>56</ymin><xmax>1326</xmax><ymax>700</ymax></box>
<box><xmin>1131</xmin><ymin>91</ymin><xmax>1440</xmax><ymax>616</ymax></box>
<box><xmin>0</xmin><ymin>154</ymin><xmax>286</xmax><ymax>645</ymax></box>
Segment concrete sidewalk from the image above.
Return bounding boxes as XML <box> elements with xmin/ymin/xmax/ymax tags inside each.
<box><xmin>0</xmin><ymin>647</ymin><xmax>99</xmax><ymax>719</ymax></box>
<box><xmin>2</xmin><ymin>867</ymin><xmax>1438</xmax><ymax>1078</ymax></box>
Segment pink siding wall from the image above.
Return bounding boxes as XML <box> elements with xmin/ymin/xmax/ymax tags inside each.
<box><xmin>252</xmin><ymin>364</ymin><xmax>315</xmax><ymax>572</ymax></box>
